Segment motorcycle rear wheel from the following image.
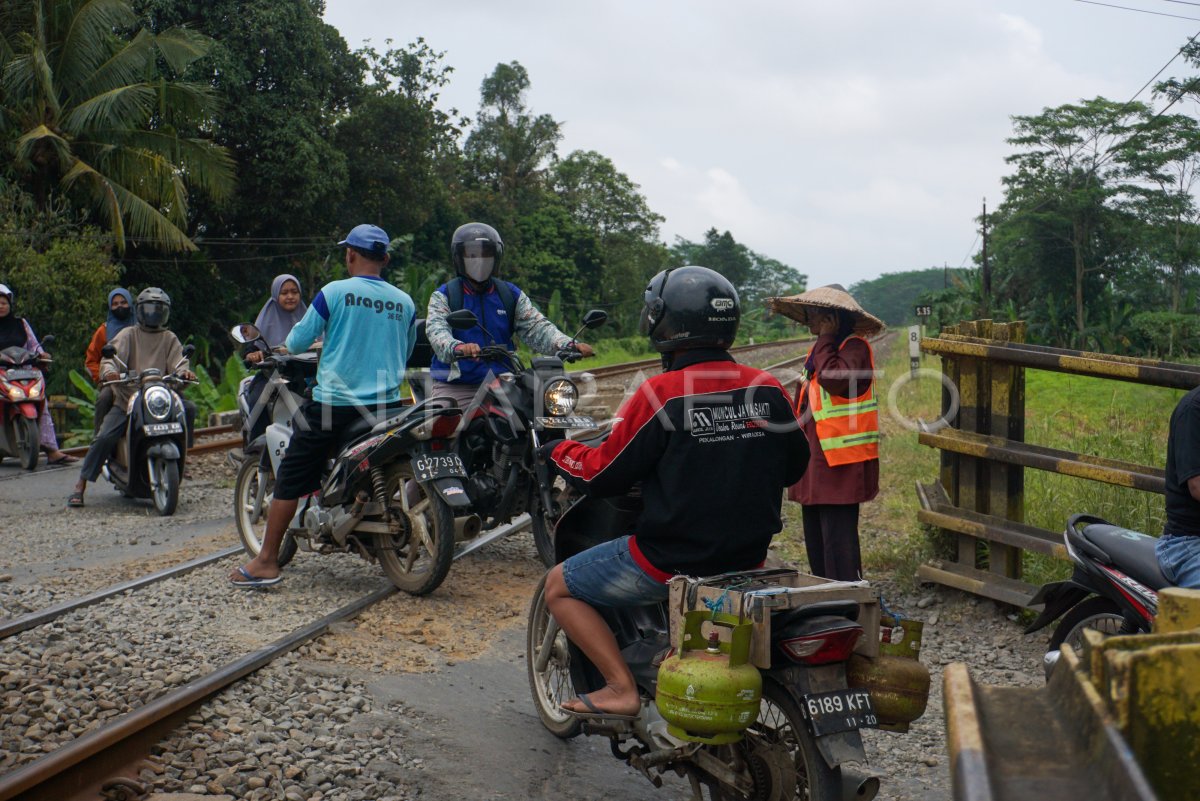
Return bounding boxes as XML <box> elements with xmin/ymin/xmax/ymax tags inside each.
<box><xmin>233</xmin><ymin>457</ymin><xmax>296</xmax><ymax>567</ymax></box>
<box><xmin>374</xmin><ymin>463</ymin><xmax>454</xmax><ymax>596</ymax></box>
<box><xmin>525</xmin><ymin>574</ymin><xmax>582</xmax><ymax>739</ymax></box>
<box><xmin>1048</xmin><ymin>596</ymin><xmax>1128</xmax><ymax>653</ymax></box>
<box><xmin>707</xmin><ymin>679</ymin><xmax>840</xmax><ymax>801</ymax></box>
<box><xmin>16</xmin><ymin>416</ymin><xmax>38</xmax><ymax>470</ymax></box>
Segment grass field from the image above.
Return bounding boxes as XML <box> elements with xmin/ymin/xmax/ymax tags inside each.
<box><xmin>772</xmin><ymin>335</ymin><xmax>1182</xmax><ymax>591</ymax></box>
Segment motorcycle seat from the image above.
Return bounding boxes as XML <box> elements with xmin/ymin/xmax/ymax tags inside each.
<box><xmin>335</xmin><ymin>403</ymin><xmax>416</xmax><ymax>449</ymax></box>
<box><xmin>1080</xmin><ymin>523</ymin><xmax>1170</xmax><ymax>590</ymax></box>
<box><xmin>771</xmin><ymin>599</ymin><xmax>861</xmax><ymax>626</ymax></box>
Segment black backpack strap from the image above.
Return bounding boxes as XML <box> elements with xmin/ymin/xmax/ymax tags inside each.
<box><xmin>445</xmin><ymin>277</ymin><xmax>464</xmax><ymax>312</ymax></box>
<box><xmin>494</xmin><ymin>280</ymin><xmax>517</xmax><ymax>321</ymax></box>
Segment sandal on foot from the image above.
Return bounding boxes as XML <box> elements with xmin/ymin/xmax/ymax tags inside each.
<box><xmin>230</xmin><ymin>566</ymin><xmax>282</xmax><ymax>589</ymax></box>
<box><xmin>49</xmin><ymin>454</ymin><xmax>80</xmax><ymax>465</ymax></box>
<box><xmin>67</xmin><ymin>492</ymin><xmax>85</xmax><ymax>508</ymax></box>
<box><xmin>560</xmin><ymin>693</ymin><xmax>640</xmax><ymax>720</ymax></box>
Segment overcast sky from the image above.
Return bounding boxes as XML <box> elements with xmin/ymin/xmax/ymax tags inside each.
<box><xmin>323</xmin><ymin>1</ymin><xmax>1200</xmax><ymax>289</ymax></box>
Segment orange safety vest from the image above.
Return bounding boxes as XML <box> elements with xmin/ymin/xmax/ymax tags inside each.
<box><xmin>796</xmin><ymin>335</ymin><xmax>879</xmax><ymax>466</ymax></box>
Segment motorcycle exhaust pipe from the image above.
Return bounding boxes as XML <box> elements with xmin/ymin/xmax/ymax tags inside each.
<box><xmin>840</xmin><ymin>768</ymin><xmax>880</xmax><ymax>801</ymax></box>
<box><xmin>454</xmin><ymin>514</ymin><xmax>482</xmax><ymax>543</ymax></box>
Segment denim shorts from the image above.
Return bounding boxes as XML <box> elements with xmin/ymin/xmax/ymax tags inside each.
<box><xmin>562</xmin><ymin>536</ymin><xmax>670</xmax><ymax>608</ymax></box>
<box><xmin>1156</xmin><ymin>533</ymin><xmax>1200</xmax><ymax>589</ymax></box>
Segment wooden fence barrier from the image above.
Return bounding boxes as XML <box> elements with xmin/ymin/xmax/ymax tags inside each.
<box><xmin>914</xmin><ymin>320</ymin><xmax>1200</xmax><ymax>607</ymax></box>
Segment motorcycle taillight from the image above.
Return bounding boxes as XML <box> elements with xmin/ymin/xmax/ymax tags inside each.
<box><xmin>778</xmin><ymin>625</ymin><xmax>862</xmax><ymax>665</ymax></box>
<box><xmin>430</xmin><ymin>413</ymin><xmax>461</xmax><ymax>439</ymax></box>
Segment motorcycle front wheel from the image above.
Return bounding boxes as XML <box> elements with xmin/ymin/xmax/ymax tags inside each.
<box><xmin>525</xmin><ymin>574</ymin><xmax>582</xmax><ymax>738</ymax></box>
<box><xmin>16</xmin><ymin>416</ymin><xmax>38</xmax><ymax>470</ymax></box>
<box><xmin>233</xmin><ymin>457</ymin><xmax>297</xmax><ymax>567</ymax></box>
<box><xmin>374</xmin><ymin>463</ymin><xmax>455</xmax><ymax>596</ymax></box>
<box><xmin>151</xmin><ymin>457</ymin><xmax>180</xmax><ymax>516</ymax></box>
<box><xmin>706</xmin><ymin>679</ymin><xmax>840</xmax><ymax>801</ymax></box>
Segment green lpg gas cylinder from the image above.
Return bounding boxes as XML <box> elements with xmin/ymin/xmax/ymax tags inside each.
<box><xmin>656</xmin><ymin>611</ymin><xmax>762</xmax><ymax>745</ymax></box>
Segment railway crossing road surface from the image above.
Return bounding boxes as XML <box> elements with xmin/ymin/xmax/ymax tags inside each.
<box><xmin>346</xmin><ymin>626</ymin><xmax>692</xmax><ymax>801</ymax></box>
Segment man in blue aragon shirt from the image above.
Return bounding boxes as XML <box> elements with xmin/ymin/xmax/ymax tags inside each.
<box><xmin>230</xmin><ymin>224</ymin><xmax>416</xmax><ymax>588</ymax></box>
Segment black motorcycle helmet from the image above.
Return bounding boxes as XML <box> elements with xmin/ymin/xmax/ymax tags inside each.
<box><xmin>639</xmin><ymin>266</ymin><xmax>740</xmax><ymax>352</ymax></box>
<box><xmin>451</xmin><ymin>222</ymin><xmax>504</xmax><ymax>284</ymax></box>
<box><xmin>136</xmin><ymin>287</ymin><xmax>171</xmax><ymax>330</ymax></box>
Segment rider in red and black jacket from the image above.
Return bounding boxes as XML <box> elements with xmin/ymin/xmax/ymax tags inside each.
<box><xmin>541</xmin><ymin>265</ymin><xmax>809</xmax><ymax>718</ymax></box>
<box><xmin>547</xmin><ymin>346</ymin><xmax>807</xmax><ymax>578</ymax></box>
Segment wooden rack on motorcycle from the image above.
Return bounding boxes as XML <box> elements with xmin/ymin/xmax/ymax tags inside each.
<box><xmin>526</xmin><ymin>480</ymin><xmax>931</xmax><ymax>801</ymax></box>
<box><xmin>914</xmin><ymin>319</ymin><xmax>1200</xmax><ymax>610</ymax></box>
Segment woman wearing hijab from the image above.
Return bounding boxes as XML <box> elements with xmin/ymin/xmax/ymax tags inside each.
<box><xmin>0</xmin><ymin>285</ymin><xmax>78</xmax><ymax>465</ymax></box>
<box><xmin>242</xmin><ymin>275</ymin><xmax>306</xmax><ymax>442</ymax></box>
<box><xmin>767</xmin><ymin>285</ymin><xmax>885</xmax><ymax>582</ymax></box>
<box><xmin>84</xmin><ymin>288</ymin><xmax>137</xmax><ymax>433</ymax></box>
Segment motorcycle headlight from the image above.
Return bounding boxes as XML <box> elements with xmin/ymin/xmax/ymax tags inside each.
<box><xmin>1</xmin><ymin>382</ymin><xmax>24</xmax><ymax>400</ymax></box>
<box><xmin>543</xmin><ymin>378</ymin><xmax>578</xmax><ymax>417</ymax></box>
<box><xmin>145</xmin><ymin>385</ymin><xmax>173</xmax><ymax>420</ymax></box>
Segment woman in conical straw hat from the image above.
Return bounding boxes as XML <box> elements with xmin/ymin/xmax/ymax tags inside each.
<box><xmin>766</xmin><ymin>284</ymin><xmax>884</xmax><ymax>581</ymax></box>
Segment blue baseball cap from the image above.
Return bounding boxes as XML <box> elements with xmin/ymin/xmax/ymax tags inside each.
<box><xmin>338</xmin><ymin>224</ymin><xmax>390</xmax><ymax>255</ymax></box>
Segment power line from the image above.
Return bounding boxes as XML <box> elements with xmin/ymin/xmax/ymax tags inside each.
<box><xmin>1074</xmin><ymin>0</ymin><xmax>1200</xmax><ymax>22</ymax></box>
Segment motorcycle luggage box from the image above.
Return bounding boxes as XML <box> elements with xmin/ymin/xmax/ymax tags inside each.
<box><xmin>668</xmin><ymin>570</ymin><xmax>880</xmax><ymax>668</ymax></box>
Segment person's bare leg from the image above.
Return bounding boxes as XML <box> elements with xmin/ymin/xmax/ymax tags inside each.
<box><xmin>544</xmin><ymin>565</ymin><xmax>640</xmax><ymax>715</ymax></box>
<box><xmin>230</xmin><ymin>497</ymin><xmax>298</xmax><ymax>581</ymax></box>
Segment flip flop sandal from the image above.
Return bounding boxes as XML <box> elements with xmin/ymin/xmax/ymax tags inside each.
<box><xmin>230</xmin><ymin>566</ymin><xmax>283</xmax><ymax>589</ymax></box>
<box><xmin>67</xmin><ymin>492</ymin><xmax>85</xmax><ymax>508</ymax></box>
<box><xmin>560</xmin><ymin>692</ymin><xmax>640</xmax><ymax>721</ymax></box>
<box><xmin>49</xmin><ymin>454</ymin><xmax>80</xmax><ymax>465</ymax></box>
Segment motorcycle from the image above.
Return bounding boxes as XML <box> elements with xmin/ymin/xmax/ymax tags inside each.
<box><xmin>229</xmin><ymin>323</ymin><xmax>473</xmax><ymax>596</ymax></box>
<box><xmin>431</xmin><ymin>308</ymin><xmax>608</xmax><ymax>567</ymax></box>
<box><xmin>1026</xmin><ymin>513</ymin><xmax>1168</xmax><ymax>676</ymax></box>
<box><xmin>0</xmin><ymin>335</ymin><xmax>53</xmax><ymax>469</ymax></box>
<box><xmin>525</xmin><ymin>488</ymin><xmax>923</xmax><ymax>801</ymax></box>
<box><xmin>98</xmin><ymin>342</ymin><xmax>196</xmax><ymax>516</ymax></box>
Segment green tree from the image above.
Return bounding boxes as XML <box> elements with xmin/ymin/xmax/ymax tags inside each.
<box><xmin>999</xmin><ymin>97</ymin><xmax>1147</xmax><ymax>344</ymax></box>
<box><xmin>335</xmin><ymin>39</ymin><xmax>465</xmax><ymax>240</ymax></box>
<box><xmin>464</xmin><ymin>61</ymin><xmax>561</xmax><ymax>212</ymax></box>
<box><xmin>549</xmin><ymin>150</ymin><xmax>669</xmax><ymax>330</ymax></box>
<box><xmin>0</xmin><ymin>0</ymin><xmax>234</xmax><ymax>252</ymax></box>
<box><xmin>0</xmin><ymin>186</ymin><xmax>120</xmax><ymax>395</ymax></box>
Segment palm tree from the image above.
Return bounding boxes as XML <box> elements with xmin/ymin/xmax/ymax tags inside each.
<box><xmin>0</xmin><ymin>0</ymin><xmax>234</xmax><ymax>252</ymax></box>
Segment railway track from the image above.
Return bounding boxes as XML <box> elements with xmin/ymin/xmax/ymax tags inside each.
<box><xmin>0</xmin><ymin>541</ymin><xmax>400</xmax><ymax>801</ymax></box>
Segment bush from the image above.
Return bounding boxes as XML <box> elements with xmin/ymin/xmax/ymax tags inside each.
<box><xmin>0</xmin><ymin>190</ymin><xmax>120</xmax><ymax>396</ymax></box>
<box><xmin>1128</xmin><ymin>311</ymin><xmax>1200</xmax><ymax>357</ymax></box>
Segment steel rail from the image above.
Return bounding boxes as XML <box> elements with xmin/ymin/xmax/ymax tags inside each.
<box><xmin>0</xmin><ymin>582</ymin><xmax>397</xmax><ymax>801</ymax></box>
<box><xmin>0</xmin><ymin>545</ymin><xmax>243</xmax><ymax>641</ymax></box>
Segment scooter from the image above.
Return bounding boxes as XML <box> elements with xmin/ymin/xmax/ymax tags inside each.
<box><xmin>525</xmin><ymin>488</ymin><xmax>924</xmax><ymax>801</ymax></box>
<box><xmin>98</xmin><ymin>343</ymin><xmax>196</xmax><ymax>516</ymax></box>
<box><xmin>0</xmin><ymin>335</ymin><xmax>53</xmax><ymax>469</ymax></box>
<box><xmin>1025</xmin><ymin>513</ymin><xmax>1168</xmax><ymax>676</ymax></box>
<box><xmin>229</xmin><ymin>322</ymin><xmax>472</xmax><ymax>596</ymax></box>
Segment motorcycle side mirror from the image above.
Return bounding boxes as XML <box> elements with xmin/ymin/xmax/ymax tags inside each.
<box><xmin>581</xmin><ymin>310</ymin><xmax>608</xmax><ymax>329</ymax></box>
<box><xmin>445</xmin><ymin>310</ymin><xmax>479</xmax><ymax>330</ymax></box>
<box><xmin>101</xmin><ymin>344</ymin><xmax>116</xmax><ymax>358</ymax></box>
<box><xmin>39</xmin><ymin>334</ymin><xmax>55</xmax><ymax>350</ymax></box>
<box><xmin>182</xmin><ymin>344</ymin><xmax>196</xmax><ymax>359</ymax></box>
<box><xmin>230</xmin><ymin>323</ymin><xmax>261</xmax><ymax>344</ymax></box>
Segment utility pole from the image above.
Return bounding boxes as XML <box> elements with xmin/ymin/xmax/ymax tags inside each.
<box><xmin>981</xmin><ymin>197</ymin><xmax>990</xmax><ymax>316</ymax></box>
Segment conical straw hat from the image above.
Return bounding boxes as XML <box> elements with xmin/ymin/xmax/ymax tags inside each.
<box><xmin>766</xmin><ymin>284</ymin><xmax>885</xmax><ymax>336</ymax></box>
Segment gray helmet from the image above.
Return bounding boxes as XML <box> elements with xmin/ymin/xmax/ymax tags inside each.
<box><xmin>136</xmin><ymin>287</ymin><xmax>171</xmax><ymax>330</ymax></box>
